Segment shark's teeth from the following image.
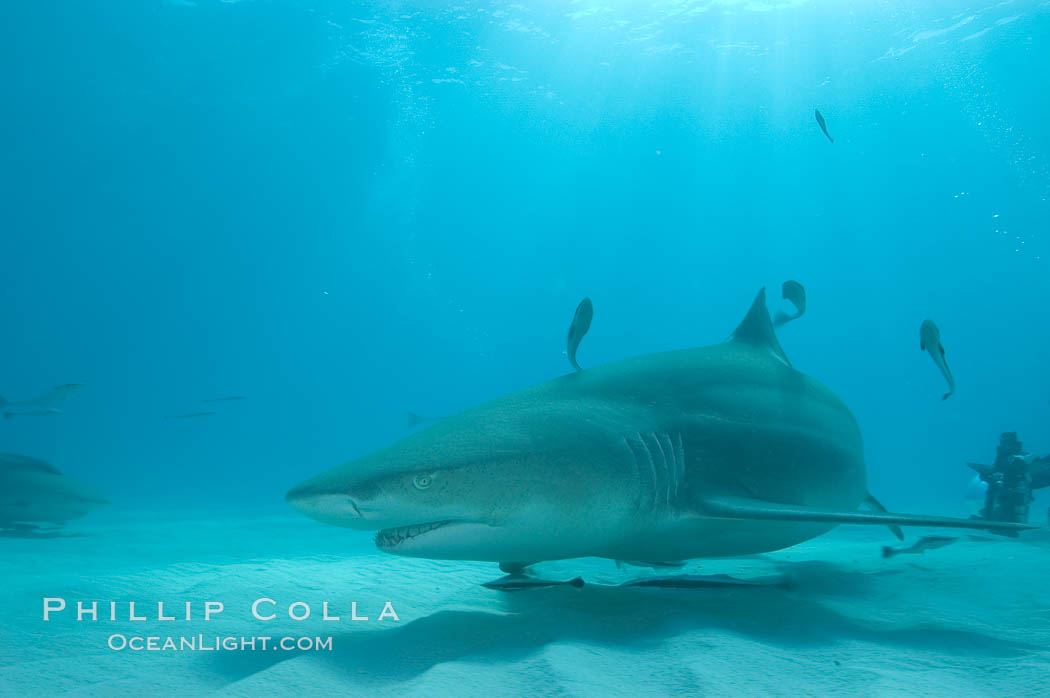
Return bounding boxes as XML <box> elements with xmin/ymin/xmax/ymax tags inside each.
<box><xmin>375</xmin><ymin>520</ymin><xmax>454</xmax><ymax>548</ymax></box>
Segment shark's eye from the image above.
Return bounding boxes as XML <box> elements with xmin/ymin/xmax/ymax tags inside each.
<box><xmin>413</xmin><ymin>474</ymin><xmax>432</xmax><ymax>490</ymax></box>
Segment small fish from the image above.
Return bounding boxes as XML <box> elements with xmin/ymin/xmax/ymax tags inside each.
<box><xmin>814</xmin><ymin>109</ymin><xmax>834</xmax><ymax>143</ymax></box>
<box><xmin>919</xmin><ymin>319</ymin><xmax>955</xmax><ymax>400</ymax></box>
<box><xmin>202</xmin><ymin>395</ymin><xmax>245</xmax><ymax>403</ymax></box>
<box><xmin>773</xmin><ymin>280</ymin><xmax>806</xmax><ymax>328</ymax></box>
<box><xmin>881</xmin><ymin>535</ymin><xmax>958</xmax><ymax>559</ymax></box>
<box><xmin>163</xmin><ymin>411</ymin><xmax>216</xmax><ymax>420</ymax></box>
<box><xmin>481</xmin><ymin>574</ymin><xmax>585</xmax><ymax>591</ymax></box>
<box><xmin>567</xmin><ymin>297</ymin><xmax>594</xmax><ymax>372</ymax></box>
<box><xmin>620</xmin><ymin>574</ymin><xmax>787</xmax><ymax>589</ymax></box>
<box><xmin>3</xmin><ymin>408</ymin><xmax>63</xmax><ymax>419</ymax></box>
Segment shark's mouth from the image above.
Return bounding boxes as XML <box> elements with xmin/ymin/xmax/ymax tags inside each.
<box><xmin>374</xmin><ymin>520</ymin><xmax>457</xmax><ymax>549</ymax></box>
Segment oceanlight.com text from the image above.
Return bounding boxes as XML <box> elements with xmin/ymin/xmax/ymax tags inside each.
<box><xmin>107</xmin><ymin>634</ymin><xmax>334</xmax><ymax>652</ymax></box>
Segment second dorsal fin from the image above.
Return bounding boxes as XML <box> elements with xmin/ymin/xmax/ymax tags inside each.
<box><xmin>729</xmin><ymin>288</ymin><xmax>791</xmax><ymax>366</ymax></box>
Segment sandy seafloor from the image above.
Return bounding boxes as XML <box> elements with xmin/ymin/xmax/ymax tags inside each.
<box><xmin>1</xmin><ymin>512</ymin><xmax>1048</xmax><ymax>697</ymax></box>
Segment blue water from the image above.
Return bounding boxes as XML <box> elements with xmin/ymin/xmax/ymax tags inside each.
<box><xmin>2</xmin><ymin>2</ymin><xmax>1050</xmax><ymax>694</ymax></box>
<box><xmin>0</xmin><ymin>4</ymin><xmax>1046</xmax><ymax>536</ymax></box>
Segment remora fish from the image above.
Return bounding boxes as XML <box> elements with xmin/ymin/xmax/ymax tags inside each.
<box><xmin>773</xmin><ymin>280</ymin><xmax>806</xmax><ymax>328</ymax></box>
<box><xmin>919</xmin><ymin>319</ymin><xmax>955</xmax><ymax>400</ymax></box>
<box><xmin>881</xmin><ymin>536</ymin><xmax>958</xmax><ymax>559</ymax></box>
<box><xmin>815</xmin><ymin>109</ymin><xmax>834</xmax><ymax>143</ymax></box>
<box><xmin>286</xmin><ymin>289</ymin><xmax>1033</xmax><ymax>566</ymax></box>
<box><xmin>0</xmin><ymin>454</ymin><xmax>107</xmax><ymax>528</ymax></box>
<box><xmin>481</xmin><ymin>574</ymin><xmax>584</xmax><ymax>591</ymax></box>
<box><xmin>567</xmin><ymin>297</ymin><xmax>594</xmax><ymax>372</ymax></box>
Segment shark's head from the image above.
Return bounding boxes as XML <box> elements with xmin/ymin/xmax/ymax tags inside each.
<box><xmin>286</xmin><ymin>402</ymin><xmax>639</xmax><ymax>561</ymax></box>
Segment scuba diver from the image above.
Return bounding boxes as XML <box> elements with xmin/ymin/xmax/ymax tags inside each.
<box><xmin>967</xmin><ymin>432</ymin><xmax>1050</xmax><ymax>532</ymax></box>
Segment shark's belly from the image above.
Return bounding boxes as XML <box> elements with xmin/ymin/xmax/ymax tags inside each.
<box><xmin>609</xmin><ymin>517</ymin><xmax>838</xmax><ymax>561</ymax></box>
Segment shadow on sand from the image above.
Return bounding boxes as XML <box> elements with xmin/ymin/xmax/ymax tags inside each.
<box><xmin>205</xmin><ymin>559</ymin><xmax>1038</xmax><ymax>688</ymax></box>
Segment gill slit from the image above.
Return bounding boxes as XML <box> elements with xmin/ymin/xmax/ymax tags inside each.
<box><xmin>656</xmin><ymin>432</ymin><xmax>675</xmax><ymax>507</ymax></box>
<box><xmin>647</xmin><ymin>432</ymin><xmax>669</xmax><ymax>509</ymax></box>
<box><xmin>624</xmin><ymin>431</ymin><xmax>686</xmax><ymax>514</ymax></box>
<box><xmin>673</xmin><ymin>432</ymin><xmax>685</xmax><ymax>505</ymax></box>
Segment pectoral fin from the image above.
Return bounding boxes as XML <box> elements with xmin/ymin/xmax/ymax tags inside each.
<box><xmin>699</xmin><ymin>495</ymin><xmax>1036</xmax><ymax>533</ymax></box>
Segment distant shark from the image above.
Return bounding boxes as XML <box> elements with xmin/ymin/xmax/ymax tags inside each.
<box><xmin>287</xmin><ymin>289</ymin><xmax>1031</xmax><ymax>567</ymax></box>
<box><xmin>3</xmin><ymin>408</ymin><xmax>62</xmax><ymax>419</ymax></box>
<box><xmin>0</xmin><ymin>453</ymin><xmax>107</xmax><ymax>530</ymax></box>
<box><xmin>0</xmin><ymin>383</ymin><xmax>85</xmax><ymax>415</ymax></box>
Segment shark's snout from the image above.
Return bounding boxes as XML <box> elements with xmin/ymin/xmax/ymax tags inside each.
<box><xmin>285</xmin><ymin>484</ymin><xmax>369</xmax><ymax>528</ymax></box>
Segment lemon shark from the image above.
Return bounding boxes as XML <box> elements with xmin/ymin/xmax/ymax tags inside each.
<box><xmin>286</xmin><ymin>289</ymin><xmax>1031</xmax><ymax>566</ymax></box>
<box><xmin>0</xmin><ymin>453</ymin><xmax>108</xmax><ymax>530</ymax></box>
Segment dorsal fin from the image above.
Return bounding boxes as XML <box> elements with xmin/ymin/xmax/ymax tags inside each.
<box><xmin>729</xmin><ymin>288</ymin><xmax>791</xmax><ymax>366</ymax></box>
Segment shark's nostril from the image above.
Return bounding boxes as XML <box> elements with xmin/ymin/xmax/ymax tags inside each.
<box><xmin>284</xmin><ymin>482</ymin><xmax>374</xmax><ymax>529</ymax></box>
